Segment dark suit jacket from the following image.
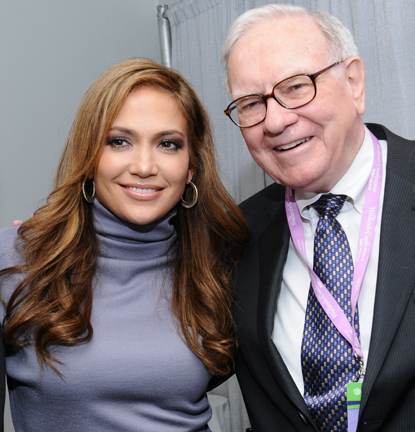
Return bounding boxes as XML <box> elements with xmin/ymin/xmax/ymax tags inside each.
<box><xmin>235</xmin><ymin>123</ymin><xmax>415</xmax><ymax>432</ymax></box>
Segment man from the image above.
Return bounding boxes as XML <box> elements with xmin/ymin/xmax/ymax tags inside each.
<box><xmin>222</xmin><ymin>4</ymin><xmax>415</xmax><ymax>432</ymax></box>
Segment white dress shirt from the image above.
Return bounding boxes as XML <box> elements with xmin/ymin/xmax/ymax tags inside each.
<box><xmin>272</xmin><ymin>126</ymin><xmax>388</xmax><ymax>394</ymax></box>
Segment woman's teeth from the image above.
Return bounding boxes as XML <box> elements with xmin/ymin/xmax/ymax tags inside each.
<box><xmin>126</xmin><ymin>187</ymin><xmax>157</xmax><ymax>193</ymax></box>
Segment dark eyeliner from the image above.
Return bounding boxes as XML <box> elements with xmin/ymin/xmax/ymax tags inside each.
<box><xmin>161</xmin><ymin>139</ymin><xmax>183</xmax><ymax>150</ymax></box>
<box><xmin>106</xmin><ymin>136</ymin><xmax>129</xmax><ymax>147</ymax></box>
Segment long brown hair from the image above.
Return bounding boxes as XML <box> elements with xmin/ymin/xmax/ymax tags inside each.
<box><xmin>0</xmin><ymin>58</ymin><xmax>250</xmax><ymax>375</ymax></box>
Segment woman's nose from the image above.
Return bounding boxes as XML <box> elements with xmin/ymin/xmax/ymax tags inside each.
<box><xmin>128</xmin><ymin>145</ymin><xmax>158</xmax><ymax>178</ymax></box>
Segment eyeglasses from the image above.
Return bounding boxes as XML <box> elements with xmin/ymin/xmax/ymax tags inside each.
<box><xmin>224</xmin><ymin>61</ymin><xmax>343</xmax><ymax>128</ymax></box>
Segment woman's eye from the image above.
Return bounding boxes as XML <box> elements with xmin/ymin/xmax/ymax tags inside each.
<box><xmin>106</xmin><ymin>137</ymin><xmax>129</xmax><ymax>148</ymax></box>
<box><xmin>159</xmin><ymin>140</ymin><xmax>181</xmax><ymax>151</ymax></box>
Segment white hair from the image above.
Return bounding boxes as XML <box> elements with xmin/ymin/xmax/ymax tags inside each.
<box><xmin>221</xmin><ymin>4</ymin><xmax>359</xmax><ymax>93</ymax></box>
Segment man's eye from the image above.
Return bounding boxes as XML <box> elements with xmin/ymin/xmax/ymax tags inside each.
<box><xmin>239</xmin><ymin>98</ymin><xmax>262</xmax><ymax>113</ymax></box>
<box><xmin>279</xmin><ymin>78</ymin><xmax>313</xmax><ymax>97</ymax></box>
<box><xmin>290</xmin><ymin>84</ymin><xmax>305</xmax><ymax>91</ymax></box>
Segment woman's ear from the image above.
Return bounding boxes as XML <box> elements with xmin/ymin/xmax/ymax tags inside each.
<box><xmin>187</xmin><ymin>169</ymin><xmax>194</xmax><ymax>184</ymax></box>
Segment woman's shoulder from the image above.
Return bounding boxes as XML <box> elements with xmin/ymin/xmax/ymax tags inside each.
<box><xmin>0</xmin><ymin>226</ymin><xmax>23</xmax><ymax>269</ymax></box>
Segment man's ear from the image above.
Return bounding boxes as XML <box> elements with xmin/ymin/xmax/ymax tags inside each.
<box><xmin>345</xmin><ymin>56</ymin><xmax>366</xmax><ymax>116</ymax></box>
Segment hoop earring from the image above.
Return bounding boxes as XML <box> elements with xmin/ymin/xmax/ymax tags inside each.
<box><xmin>82</xmin><ymin>179</ymin><xmax>96</xmax><ymax>203</ymax></box>
<box><xmin>181</xmin><ymin>181</ymin><xmax>198</xmax><ymax>209</ymax></box>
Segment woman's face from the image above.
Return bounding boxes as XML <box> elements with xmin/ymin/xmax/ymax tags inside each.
<box><xmin>95</xmin><ymin>86</ymin><xmax>193</xmax><ymax>225</ymax></box>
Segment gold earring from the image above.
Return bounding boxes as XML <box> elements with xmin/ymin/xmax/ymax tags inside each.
<box><xmin>181</xmin><ymin>181</ymin><xmax>198</xmax><ymax>208</ymax></box>
<box><xmin>82</xmin><ymin>180</ymin><xmax>95</xmax><ymax>203</ymax></box>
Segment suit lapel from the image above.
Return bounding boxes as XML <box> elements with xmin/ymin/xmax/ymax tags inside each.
<box><xmin>255</xmin><ymin>191</ymin><xmax>314</xmax><ymax>417</ymax></box>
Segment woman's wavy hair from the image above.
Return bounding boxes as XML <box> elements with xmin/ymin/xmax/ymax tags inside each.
<box><xmin>1</xmin><ymin>58</ymin><xmax>250</xmax><ymax>375</ymax></box>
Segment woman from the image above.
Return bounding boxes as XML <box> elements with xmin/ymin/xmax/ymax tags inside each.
<box><xmin>0</xmin><ymin>58</ymin><xmax>250</xmax><ymax>431</ymax></box>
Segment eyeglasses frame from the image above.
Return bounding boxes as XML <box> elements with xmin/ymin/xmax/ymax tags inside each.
<box><xmin>224</xmin><ymin>61</ymin><xmax>344</xmax><ymax>128</ymax></box>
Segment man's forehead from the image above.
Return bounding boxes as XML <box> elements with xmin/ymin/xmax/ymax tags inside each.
<box><xmin>232</xmin><ymin>15</ymin><xmax>328</xmax><ymax>62</ymax></box>
<box><xmin>228</xmin><ymin>16</ymin><xmax>329</xmax><ymax>95</ymax></box>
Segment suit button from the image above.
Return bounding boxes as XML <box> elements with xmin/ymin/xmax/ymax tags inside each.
<box><xmin>298</xmin><ymin>411</ymin><xmax>308</xmax><ymax>424</ymax></box>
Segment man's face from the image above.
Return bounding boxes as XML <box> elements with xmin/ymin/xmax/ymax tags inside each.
<box><xmin>227</xmin><ymin>16</ymin><xmax>366</xmax><ymax>193</ymax></box>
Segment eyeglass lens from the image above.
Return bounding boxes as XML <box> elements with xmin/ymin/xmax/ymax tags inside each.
<box><xmin>229</xmin><ymin>74</ymin><xmax>316</xmax><ymax>127</ymax></box>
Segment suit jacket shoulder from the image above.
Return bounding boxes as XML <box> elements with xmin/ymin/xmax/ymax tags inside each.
<box><xmin>239</xmin><ymin>182</ymin><xmax>286</xmax><ymax>233</ymax></box>
<box><xmin>367</xmin><ymin>122</ymin><xmax>415</xmax><ymax>181</ymax></box>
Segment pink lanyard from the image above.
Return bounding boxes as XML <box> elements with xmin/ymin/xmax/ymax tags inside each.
<box><xmin>285</xmin><ymin>131</ymin><xmax>382</xmax><ymax>362</ymax></box>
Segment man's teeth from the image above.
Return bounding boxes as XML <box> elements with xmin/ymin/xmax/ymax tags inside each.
<box><xmin>277</xmin><ymin>137</ymin><xmax>311</xmax><ymax>151</ymax></box>
<box><xmin>126</xmin><ymin>187</ymin><xmax>157</xmax><ymax>193</ymax></box>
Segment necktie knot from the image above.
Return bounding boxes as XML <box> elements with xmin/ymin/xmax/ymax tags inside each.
<box><xmin>312</xmin><ymin>194</ymin><xmax>347</xmax><ymax>219</ymax></box>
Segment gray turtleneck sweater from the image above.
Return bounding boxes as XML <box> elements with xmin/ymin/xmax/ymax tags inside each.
<box><xmin>0</xmin><ymin>200</ymin><xmax>212</xmax><ymax>431</ymax></box>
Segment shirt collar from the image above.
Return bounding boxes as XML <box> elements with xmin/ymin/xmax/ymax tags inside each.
<box><xmin>295</xmin><ymin>126</ymin><xmax>374</xmax><ymax>219</ymax></box>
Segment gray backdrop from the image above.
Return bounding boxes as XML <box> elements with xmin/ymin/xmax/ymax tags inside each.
<box><xmin>0</xmin><ymin>0</ymin><xmax>167</xmax><ymax>229</ymax></box>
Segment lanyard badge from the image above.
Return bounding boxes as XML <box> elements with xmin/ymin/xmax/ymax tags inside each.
<box><xmin>285</xmin><ymin>131</ymin><xmax>382</xmax><ymax>432</ymax></box>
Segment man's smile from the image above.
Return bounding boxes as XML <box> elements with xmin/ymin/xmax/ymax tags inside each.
<box><xmin>275</xmin><ymin>136</ymin><xmax>312</xmax><ymax>151</ymax></box>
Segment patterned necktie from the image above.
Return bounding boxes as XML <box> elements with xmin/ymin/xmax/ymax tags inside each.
<box><xmin>301</xmin><ymin>194</ymin><xmax>360</xmax><ymax>432</ymax></box>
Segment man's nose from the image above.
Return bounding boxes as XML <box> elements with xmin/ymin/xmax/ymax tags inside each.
<box><xmin>262</xmin><ymin>97</ymin><xmax>299</xmax><ymax>135</ymax></box>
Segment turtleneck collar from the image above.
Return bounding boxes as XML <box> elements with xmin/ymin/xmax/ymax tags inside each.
<box><xmin>93</xmin><ymin>199</ymin><xmax>177</xmax><ymax>261</ymax></box>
